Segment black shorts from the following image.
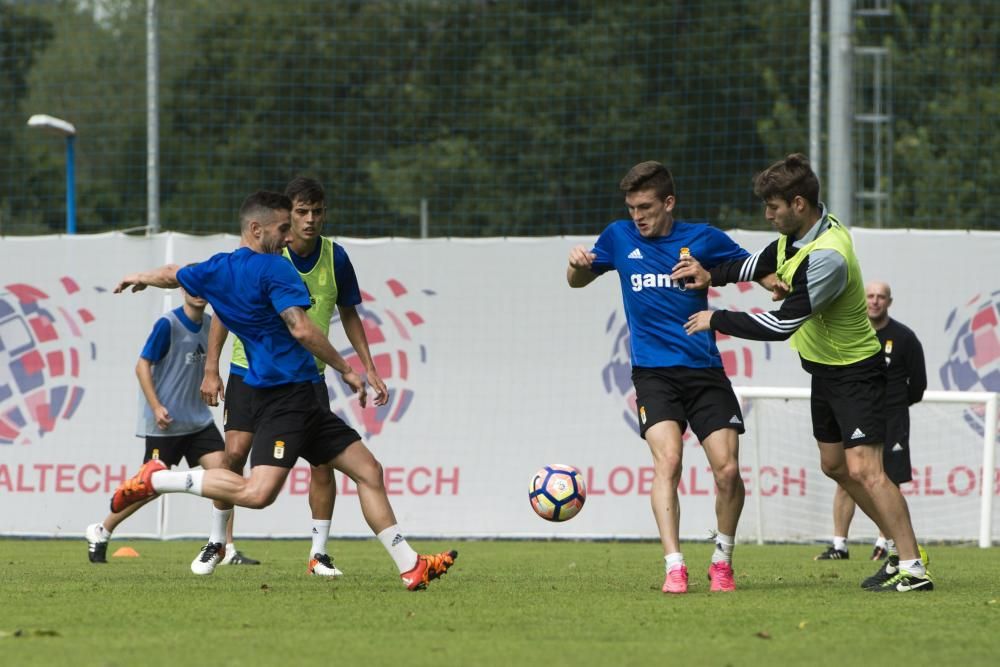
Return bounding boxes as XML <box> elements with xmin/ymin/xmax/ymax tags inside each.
<box><xmin>810</xmin><ymin>354</ymin><xmax>886</xmax><ymax>447</ymax></box>
<box><xmin>248</xmin><ymin>381</ymin><xmax>361</xmax><ymax>469</ymax></box>
<box><xmin>631</xmin><ymin>366</ymin><xmax>745</xmax><ymax>441</ymax></box>
<box><xmin>223</xmin><ymin>372</ymin><xmax>254</xmax><ymax>432</ymax></box>
<box><xmin>882</xmin><ymin>408</ymin><xmax>913</xmax><ymax>484</ymax></box>
<box><xmin>144</xmin><ymin>423</ymin><xmax>224</xmax><ymax>468</ymax></box>
<box><xmin>226</xmin><ymin>372</ymin><xmax>333</xmax><ymax>430</ymax></box>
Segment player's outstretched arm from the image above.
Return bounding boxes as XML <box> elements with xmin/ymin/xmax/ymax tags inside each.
<box><xmin>694</xmin><ymin>242</ymin><xmax>781</xmax><ymax>289</ymax></box>
<box><xmin>200</xmin><ymin>316</ymin><xmax>229</xmax><ymax>407</ymax></box>
<box><xmin>338</xmin><ymin>304</ymin><xmax>388</xmax><ymax>407</ymax></box>
<box><xmin>567</xmin><ymin>245</ymin><xmax>599</xmax><ymax>288</ymax></box>
<box><xmin>686</xmin><ymin>249</ymin><xmax>842</xmax><ymax>341</ymax></box>
<box><xmin>280</xmin><ymin>306</ymin><xmax>367</xmax><ymax>407</ymax></box>
<box><xmin>114</xmin><ymin>264</ymin><xmax>182</xmax><ymax>293</ymax></box>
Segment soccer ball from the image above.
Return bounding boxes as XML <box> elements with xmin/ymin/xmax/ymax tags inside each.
<box><xmin>528</xmin><ymin>464</ymin><xmax>587</xmax><ymax>522</ymax></box>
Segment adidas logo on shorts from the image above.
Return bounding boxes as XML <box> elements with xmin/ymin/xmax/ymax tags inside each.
<box><xmin>850</xmin><ymin>428</ymin><xmax>866</xmax><ymax>440</ymax></box>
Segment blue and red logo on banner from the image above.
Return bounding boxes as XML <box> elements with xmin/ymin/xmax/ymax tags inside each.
<box><xmin>327</xmin><ymin>278</ymin><xmax>434</xmax><ymax>440</ymax></box>
<box><xmin>940</xmin><ymin>288</ymin><xmax>1000</xmax><ymax>438</ymax></box>
<box><xmin>0</xmin><ymin>278</ymin><xmax>97</xmax><ymax>445</ymax></box>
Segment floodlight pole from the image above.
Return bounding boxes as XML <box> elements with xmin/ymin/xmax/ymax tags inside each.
<box><xmin>147</xmin><ymin>0</ymin><xmax>160</xmax><ymax>236</ymax></box>
<box><xmin>809</xmin><ymin>0</ymin><xmax>822</xmax><ymax>182</ymax></box>
<box><xmin>828</xmin><ymin>0</ymin><xmax>853</xmax><ymax>226</ymax></box>
<box><xmin>26</xmin><ymin>114</ymin><xmax>77</xmax><ymax>234</ymax></box>
<box><xmin>66</xmin><ymin>135</ymin><xmax>76</xmax><ymax>234</ymax></box>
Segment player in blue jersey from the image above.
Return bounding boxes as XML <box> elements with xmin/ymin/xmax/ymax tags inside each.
<box><xmin>85</xmin><ymin>288</ymin><xmax>258</xmax><ymax>568</ymax></box>
<box><xmin>568</xmin><ymin>161</ymin><xmax>761</xmax><ymax>594</ymax></box>
<box><xmin>109</xmin><ymin>191</ymin><xmax>457</xmax><ymax>591</ymax></box>
<box><xmin>199</xmin><ymin>177</ymin><xmax>388</xmax><ymax>577</ymax></box>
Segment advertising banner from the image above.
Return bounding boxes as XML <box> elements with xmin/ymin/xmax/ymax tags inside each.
<box><xmin>1</xmin><ymin>230</ymin><xmax>997</xmax><ymax>542</ymax></box>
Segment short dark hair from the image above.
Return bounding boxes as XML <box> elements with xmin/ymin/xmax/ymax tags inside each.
<box><xmin>239</xmin><ymin>191</ymin><xmax>292</xmax><ymax>231</ymax></box>
<box><xmin>284</xmin><ymin>177</ymin><xmax>325</xmax><ymax>205</ymax></box>
<box><xmin>619</xmin><ymin>161</ymin><xmax>675</xmax><ymax>200</ymax></box>
<box><xmin>752</xmin><ymin>153</ymin><xmax>820</xmax><ymax>207</ymax></box>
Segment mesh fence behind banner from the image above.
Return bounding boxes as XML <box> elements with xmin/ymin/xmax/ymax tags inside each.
<box><xmin>0</xmin><ymin>1</ymin><xmax>996</xmax><ymax>237</ymax></box>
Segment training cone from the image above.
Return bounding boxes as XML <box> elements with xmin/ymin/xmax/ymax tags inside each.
<box><xmin>112</xmin><ymin>546</ymin><xmax>140</xmax><ymax>558</ymax></box>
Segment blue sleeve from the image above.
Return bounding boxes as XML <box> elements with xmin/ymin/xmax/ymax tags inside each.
<box><xmin>176</xmin><ymin>263</ymin><xmax>205</xmax><ymax>298</ymax></box>
<box><xmin>333</xmin><ymin>245</ymin><xmax>362</xmax><ymax>307</ymax></box>
<box><xmin>261</xmin><ymin>255</ymin><xmax>312</xmax><ymax>314</ymax></box>
<box><xmin>140</xmin><ymin>318</ymin><xmax>171</xmax><ymax>363</ymax></box>
<box><xmin>590</xmin><ymin>224</ymin><xmax>617</xmax><ymax>275</ymax></box>
<box><xmin>701</xmin><ymin>227</ymin><xmax>750</xmax><ymax>269</ymax></box>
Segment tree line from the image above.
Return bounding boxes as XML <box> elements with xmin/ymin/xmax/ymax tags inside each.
<box><xmin>1</xmin><ymin>0</ymin><xmax>996</xmax><ymax>236</ymax></box>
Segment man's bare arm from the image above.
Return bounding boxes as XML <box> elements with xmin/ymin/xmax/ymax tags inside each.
<box><xmin>567</xmin><ymin>245</ymin><xmax>599</xmax><ymax>288</ymax></box>
<box><xmin>114</xmin><ymin>264</ymin><xmax>181</xmax><ymax>293</ymax></box>
<box><xmin>136</xmin><ymin>357</ymin><xmax>171</xmax><ymax>430</ymax></box>
<box><xmin>339</xmin><ymin>305</ymin><xmax>388</xmax><ymax>406</ymax></box>
<box><xmin>200</xmin><ymin>316</ymin><xmax>229</xmax><ymax>406</ymax></box>
<box><xmin>280</xmin><ymin>306</ymin><xmax>367</xmax><ymax>406</ymax></box>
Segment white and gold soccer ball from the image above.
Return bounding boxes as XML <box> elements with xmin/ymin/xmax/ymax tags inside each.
<box><xmin>528</xmin><ymin>464</ymin><xmax>587</xmax><ymax>522</ymax></box>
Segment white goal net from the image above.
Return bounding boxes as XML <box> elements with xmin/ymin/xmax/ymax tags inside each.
<box><xmin>733</xmin><ymin>388</ymin><xmax>999</xmax><ymax>547</ymax></box>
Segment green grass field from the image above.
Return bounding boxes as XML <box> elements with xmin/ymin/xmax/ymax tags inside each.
<box><xmin>1</xmin><ymin>539</ymin><xmax>997</xmax><ymax>666</ymax></box>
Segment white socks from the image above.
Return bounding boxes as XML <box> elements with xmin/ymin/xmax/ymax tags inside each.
<box><xmin>376</xmin><ymin>524</ymin><xmax>418</xmax><ymax>573</ymax></box>
<box><xmin>665</xmin><ymin>552</ymin><xmax>685</xmax><ymax>572</ymax></box>
<box><xmin>311</xmin><ymin>519</ymin><xmax>331</xmax><ymax>556</ymax></box>
<box><xmin>150</xmin><ymin>469</ymin><xmax>204</xmax><ymax>496</ymax></box>
<box><xmin>833</xmin><ymin>536</ymin><xmax>848</xmax><ymax>552</ymax></box>
<box><xmin>712</xmin><ymin>533</ymin><xmax>735</xmax><ymax>565</ymax></box>
<box><xmin>899</xmin><ymin>558</ymin><xmax>926</xmax><ymax>577</ymax></box>
<box><xmin>209</xmin><ymin>507</ymin><xmax>232</xmax><ymax>545</ymax></box>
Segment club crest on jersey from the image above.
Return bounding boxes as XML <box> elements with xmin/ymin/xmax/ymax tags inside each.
<box><xmin>273</xmin><ymin>440</ymin><xmax>286</xmax><ymax>459</ymax></box>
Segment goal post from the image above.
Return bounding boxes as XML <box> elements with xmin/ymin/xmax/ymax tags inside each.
<box><xmin>733</xmin><ymin>387</ymin><xmax>999</xmax><ymax>548</ymax></box>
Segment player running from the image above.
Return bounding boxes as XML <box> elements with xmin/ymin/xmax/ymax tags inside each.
<box><xmin>110</xmin><ymin>191</ymin><xmax>456</xmax><ymax>591</ymax></box>
<box><xmin>198</xmin><ymin>177</ymin><xmax>387</xmax><ymax>578</ymax></box>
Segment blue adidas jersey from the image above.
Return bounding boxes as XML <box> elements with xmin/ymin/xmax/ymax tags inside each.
<box><xmin>591</xmin><ymin>220</ymin><xmax>749</xmax><ymax>368</ymax></box>
<box><xmin>228</xmin><ymin>241</ymin><xmax>364</xmax><ymax>380</ymax></box>
<box><xmin>177</xmin><ymin>248</ymin><xmax>317</xmax><ymax>388</ymax></box>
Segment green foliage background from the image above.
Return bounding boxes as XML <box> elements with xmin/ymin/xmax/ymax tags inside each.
<box><xmin>0</xmin><ymin>0</ymin><xmax>996</xmax><ymax>236</ymax></box>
